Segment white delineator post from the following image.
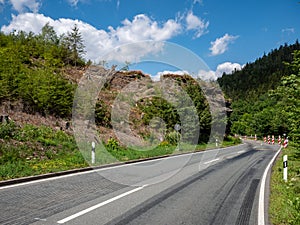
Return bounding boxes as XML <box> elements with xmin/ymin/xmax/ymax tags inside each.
<box><xmin>283</xmin><ymin>155</ymin><xmax>288</xmax><ymax>182</ymax></box>
<box><xmin>92</xmin><ymin>141</ymin><xmax>96</xmax><ymax>164</ymax></box>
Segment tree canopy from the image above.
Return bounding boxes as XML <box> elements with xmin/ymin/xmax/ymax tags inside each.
<box><xmin>218</xmin><ymin>41</ymin><xmax>300</xmax><ymax>142</ymax></box>
<box><xmin>0</xmin><ymin>24</ymin><xmax>86</xmax><ymax>117</ymax></box>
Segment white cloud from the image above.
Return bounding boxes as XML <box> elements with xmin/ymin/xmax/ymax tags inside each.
<box><xmin>111</xmin><ymin>14</ymin><xmax>181</xmax><ymax>42</ymax></box>
<box><xmin>1</xmin><ymin>13</ymin><xmax>182</xmax><ymax>63</ymax></box>
<box><xmin>9</xmin><ymin>0</ymin><xmax>40</xmax><ymax>13</ymax></box>
<box><xmin>198</xmin><ymin>62</ymin><xmax>243</xmax><ymax>80</ymax></box>
<box><xmin>152</xmin><ymin>70</ymin><xmax>189</xmax><ymax>81</ymax></box>
<box><xmin>209</xmin><ymin>33</ymin><xmax>239</xmax><ymax>56</ymax></box>
<box><xmin>216</xmin><ymin>62</ymin><xmax>243</xmax><ymax>76</ymax></box>
<box><xmin>198</xmin><ymin>70</ymin><xmax>216</xmax><ymax>81</ymax></box>
<box><xmin>0</xmin><ymin>0</ymin><xmax>5</xmax><ymax>4</ymax></box>
<box><xmin>186</xmin><ymin>11</ymin><xmax>208</xmax><ymax>38</ymax></box>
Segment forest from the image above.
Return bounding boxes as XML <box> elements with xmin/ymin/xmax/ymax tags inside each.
<box><xmin>218</xmin><ymin>41</ymin><xmax>300</xmax><ymax>143</ymax></box>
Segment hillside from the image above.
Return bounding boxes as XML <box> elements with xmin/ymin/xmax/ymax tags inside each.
<box><xmin>217</xmin><ymin>41</ymin><xmax>300</xmax><ymax>142</ymax></box>
<box><xmin>0</xmin><ymin>26</ymin><xmax>226</xmax><ymax>181</ymax></box>
<box><xmin>217</xmin><ymin>41</ymin><xmax>300</xmax><ymax>101</ymax></box>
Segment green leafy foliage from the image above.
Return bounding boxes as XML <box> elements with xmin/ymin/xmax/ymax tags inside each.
<box><xmin>0</xmin><ymin>122</ymin><xmax>86</xmax><ymax>180</ymax></box>
<box><xmin>106</xmin><ymin>138</ymin><xmax>120</xmax><ymax>151</ymax></box>
<box><xmin>95</xmin><ymin>99</ymin><xmax>111</xmax><ymax>127</ymax></box>
<box><xmin>269</xmin><ymin>143</ymin><xmax>300</xmax><ymax>225</ymax></box>
<box><xmin>0</xmin><ymin>122</ymin><xmax>17</xmax><ymax>139</ymax></box>
<box><xmin>219</xmin><ymin>42</ymin><xmax>300</xmax><ymax>141</ymax></box>
<box><xmin>0</xmin><ymin>24</ymin><xmax>86</xmax><ymax>118</ymax></box>
<box><xmin>229</xmin><ymin>49</ymin><xmax>300</xmax><ymax>142</ymax></box>
<box><xmin>138</xmin><ymin>77</ymin><xmax>211</xmax><ymax>144</ymax></box>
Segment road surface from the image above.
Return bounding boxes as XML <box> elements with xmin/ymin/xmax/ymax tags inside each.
<box><xmin>0</xmin><ymin>140</ymin><xmax>279</xmax><ymax>225</ymax></box>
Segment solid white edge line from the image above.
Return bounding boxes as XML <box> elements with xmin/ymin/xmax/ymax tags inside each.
<box><xmin>57</xmin><ymin>185</ymin><xmax>146</xmax><ymax>224</ymax></box>
<box><xmin>0</xmin><ymin>143</ymin><xmax>246</xmax><ymax>190</ymax></box>
<box><xmin>258</xmin><ymin>147</ymin><xmax>281</xmax><ymax>225</ymax></box>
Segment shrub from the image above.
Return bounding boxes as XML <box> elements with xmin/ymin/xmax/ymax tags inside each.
<box><xmin>165</xmin><ymin>131</ymin><xmax>179</xmax><ymax>145</ymax></box>
<box><xmin>0</xmin><ymin>122</ymin><xmax>18</xmax><ymax>139</ymax></box>
<box><xmin>106</xmin><ymin>138</ymin><xmax>119</xmax><ymax>151</ymax></box>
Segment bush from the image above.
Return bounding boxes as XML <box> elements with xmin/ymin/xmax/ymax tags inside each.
<box><xmin>106</xmin><ymin>138</ymin><xmax>119</xmax><ymax>151</ymax></box>
<box><xmin>165</xmin><ymin>131</ymin><xmax>179</xmax><ymax>145</ymax></box>
<box><xmin>0</xmin><ymin>122</ymin><xmax>18</xmax><ymax>139</ymax></box>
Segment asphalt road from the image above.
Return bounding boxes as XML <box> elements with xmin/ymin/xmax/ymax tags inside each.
<box><xmin>0</xmin><ymin>140</ymin><xmax>280</xmax><ymax>225</ymax></box>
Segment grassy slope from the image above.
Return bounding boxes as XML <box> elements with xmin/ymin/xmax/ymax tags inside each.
<box><xmin>0</xmin><ymin>122</ymin><xmax>241</xmax><ymax>181</ymax></box>
<box><xmin>269</xmin><ymin>143</ymin><xmax>300</xmax><ymax>225</ymax></box>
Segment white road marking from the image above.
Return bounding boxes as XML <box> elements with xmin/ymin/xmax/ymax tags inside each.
<box><xmin>204</xmin><ymin>158</ymin><xmax>220</xmax><ymax>164</ymax></box>
<box><xmin>0</xmin><ymin>144</ymin><xmax>246</xmax><ymax>190</ymax></box>
<box><xmin>258</xmin><ymin>147</ymin><xmax>281</xmax><ymax>225</ymax></box>
<box><xmin>224</xmin><ymin>150</ymin><xmax>246</xmax><ymax>159</ymax></box>
<box><xmin>34</xmin><ymin>218</ymin><xmax>47</xmax><ymax>221</ymax></box>
<box><xmin>57</xmin><ymin>185</ymin><xmax>147</xmax><ymax>224</ymax></box>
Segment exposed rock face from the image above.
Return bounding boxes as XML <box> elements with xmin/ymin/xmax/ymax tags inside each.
<box><xmin>110</xmin><ymin>70</ymin><xmax>151</xmax><ymax>90</ymax></box>
<box><xmin>1</xmin><ymin>65</ymin><xmax>229</xmax><ymax>145</ymax></box>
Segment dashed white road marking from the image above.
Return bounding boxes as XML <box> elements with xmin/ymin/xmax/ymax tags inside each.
<box><xmin>204</xmin><ymin>158</ymin><xmax>220</xmax><ymax>164</ymax></box>
<box><xmin>57</xmin><ymin>185</ymin><xmax>147</xmax><ymax>224</ymax></box>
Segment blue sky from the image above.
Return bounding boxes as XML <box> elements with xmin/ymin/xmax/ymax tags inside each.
<box><xmin>0</xmin><ymin>0</ymin><xmax>299</xmax><ymax>80</ymax></box>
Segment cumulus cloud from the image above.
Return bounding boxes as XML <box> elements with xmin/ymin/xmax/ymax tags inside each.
<box><xmin>9</xmin><ymin>0</ymin><xmax>40</xmax><ymax>13</ymax></box>
<box><xmin>110</xmin><ymin>14</ymin><xmax>181</xmax><ymax>42</ymax></box>
<box><xmin>1</xmin><ymin>13</ymin><xmax>182</xmax><ymax>63</ymax></box>
<box><xmin>186</xmin><ymin>11</ymin><xmax>208</xmax><ymax>38</ymax></box>
<box><xmin>209</xmin><ymin>33</ymin><xmax>239</xmax><ymax>56</ymax></box>
<box><xmin>198</xmin><ymin>62</ymin><xmax>243</xmax><ymax>80</ymax></box>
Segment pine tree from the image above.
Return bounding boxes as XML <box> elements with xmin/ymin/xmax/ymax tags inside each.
<box><xmin>40</xmin><ymin>22</ymin><xmax>58</xmax><ymax>44</ymax></box>
<box><xmin>63</xmin><ymin>24</ymin><xmax>86</xmax><ymax>66</ymax></box>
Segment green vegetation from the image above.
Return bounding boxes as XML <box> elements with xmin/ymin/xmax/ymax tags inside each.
<box><xmin>0</xmin><ymin>25</ymin><xmax>236</xmax><ymax>181</ymax></box>
<box><xmin>218</xmin><ymin>43</ymin><xmax>300</xmax><ymax>142</ymax></box>
<box><xmin>0</xmin><ymin>23</ymin><xmax>85</xmax><ymax>117</ymax></box>
<box><xmin>0</xmin><ymin>120</ymin><xmax>241</xmax><ymax>181</ymax></box>
<box><xmin>104</xmin><ymin>136</ymin><xmax>240</xmax><ymax>162</ymax></box>
<box><xmin>137</xmin><ymin>76</ymin><xmax>211</xmax><ymax>144</ymax></box>
<box><xmin>269</xmin><ymin>143</ymin><xmax>300</xmax><ymax>225</ymax></box>
<box><xmin>0</xmin><ymin>122</ymin><xmax>87</xmax><ymax>180</ymax></box>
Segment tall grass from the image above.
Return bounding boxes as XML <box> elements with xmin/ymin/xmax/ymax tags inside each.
<box><xmin>0</xmin><ymin>122</ymin><xmax>241</xmax><ymax>180</ymax></box>
<box><xmin>269</xmin><ymin>142</ymin><xmax>300</xmax><ymax>225</ymax></box>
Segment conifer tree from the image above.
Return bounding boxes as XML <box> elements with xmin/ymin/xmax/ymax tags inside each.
<box><xmin>63</xmin><ymin>24</ymin><xmax>86</xmax><ymax>66</ymax></box>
